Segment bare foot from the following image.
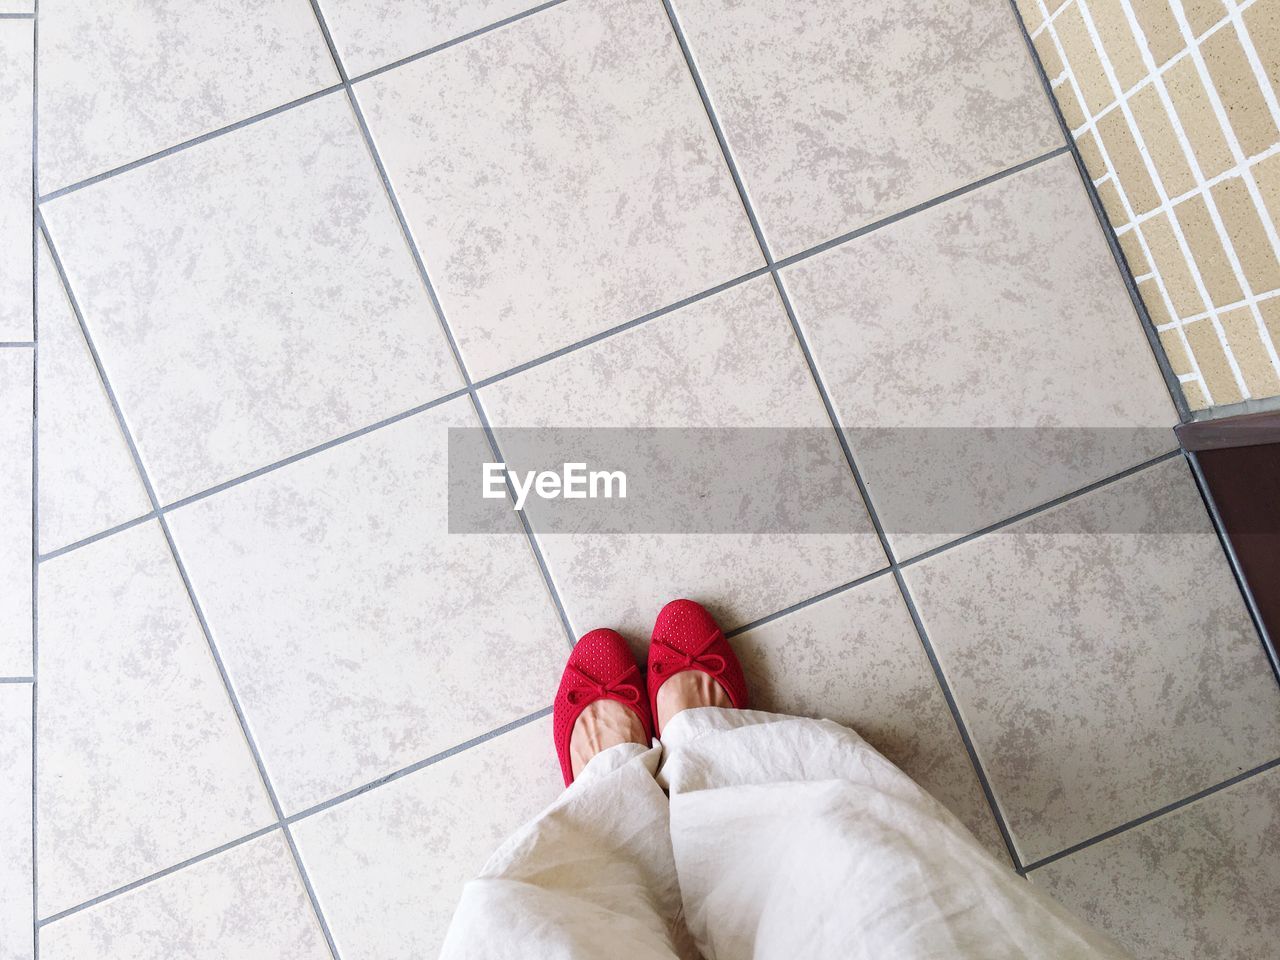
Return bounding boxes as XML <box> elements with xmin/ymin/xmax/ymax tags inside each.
<box><xmin>655</xmin><ymin>670</ymin><xmax>731</xmax><ymax>733</ymax></box>
<box><xmin>569</xmin><ymin>699</ymin><xmax>648</xmax><ymax>778</ymax></box>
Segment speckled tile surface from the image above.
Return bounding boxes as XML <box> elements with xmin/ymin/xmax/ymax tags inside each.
<box><xmin>0</xmin><ymin>19</ymin><xmax>32</xmax><ymax>340</ymax></box>
<box><xmin>355</xmin><ymin>0</ymin><xmax>762</xmax><ymax>380</ymax></box>
<box><xmin>1033</xmin><ymin>767</ymin><xmax>1280</xmax><ymax>960</ymax></box>
<box><xmin>13</xmin><ymin>1</ymin><xmax>1280</xmax><ymax>955</ymax></box>
<box><xmin>37</xmin><ymin>520</ymin><xmax>274</xmax><ymax>918</ymax></box>
<box><xmin>37</xmin><ymin>0</ymin><xmax>335</xmax><ymax>193</ymax></box>
<box><xmin>34</xmin><ymin>236</ymin><xmax>149</xmax><ymax>554</ymax></box>
<box><xmin>292</xmin><ymin>717</ymin><xmax>561</xmax><ymax>960</ymax></box>
<box><xmin>904</xmin><ymin>457</ymin><xmax>1280</xmax><ymax>865</ymax></box>
<box><xmin>39</xmin><ymin>832</ymin><xmax>331</xmax><ymax>960</ymax></box>
<box><xmin>165</xmin><ymin>398</ymin><xmax>566</xmax><ymax>815</ymax></box>
<box><xmin>40</xmin><ymin>94</ymin><xmax>461</xmax><ymax>504</ymax></box>
<box><xmin>669</xmin><ymin>0</ymin><xmax>1061</xmax><ymax>256</ymax></box>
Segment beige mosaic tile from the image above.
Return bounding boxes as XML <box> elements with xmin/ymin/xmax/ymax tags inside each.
<box><xmin>1164</xmin><ymin>55</ymin><xmax>1235</xmax><ymax>179</ymax></box>
<box><xmin>1033</xmin><ymin>768</ymin><xmax>1280</xmax><ymax>960</ymax></box>
<box><xmin>903</xmin><ymin>457</ymin><xmax>1280</xmax><ymax>863</ymax></box>
<box><xmin>1244</xmin><ymin>0</ymin><xmax>1279</xmax><ymax>91</ymax></box>
<box><xmin>1076</xmin><ymin>127</ymin><xmax>1105</xmax><ymax>171</ymax></box>
<box><xmin>1255</xmin><ymin>150</ymin><xmax>1280</xmax><ymax>222</ymax></box>
<box><xmin>1262</xmin><ymin>295</ymin><xmax>1280</xmax><ymax>343</ymax></box>
<box><xmin>1034</xmin><ymin>29</ymin><xmax>1066</xmax><ymax>80</ymax></box>
<box><xmin>1015</xmin><ymin>0</ymin><xmax>1045</xmax><ymax>36</ymax></box>
<box><xmin>1185</xmin><ymin>0</ymin><xmax>1228</xmax><ymax>37</ymax></box>
<box><xmin>1141</xmin><ymin>212</ymin><xmax>1207</xmax><ymax>315</ymax></box>
<box><xmin>1098</xmin><ymin>107</ymin><xmax>1160</xmax><ymax>214</ymax></box>
<box><xmin>1218</xmin><ymin>305</ymin><xmax>1280</xmax><ymax>396</ymax></box>
<box><xmin>1055</xmin><ymin>2</ymin><xmax>1113</xmax><ymax>116</ymax></box>
<box><xmin>1116</xmin><ymin>225</ymin><xmax>1150</xmax><ymax>274</ymax></box>
<box><xmin>667</xmin><ymin>0</ymin><xmax>1060</xmax><ymax>256</ymax></box>
<box><xmin>1174</xmin><ymin>193</ymin><xmax>1243</xmax><ymax>307</ymax></box>
<box><xmin>1130</xmin><ymin>84</ymin><xmax>1196</xmax><ymax>198</ymax></box>
<box><xmin>1140</xmin><ymin>276</ymin><xmax>1174</xmax><ymax>323</ymax></box>
<box><xmin>1184</xmin><ymin>317</ymin><xmax>1244</xmax><ymax>404</ymax></box>
<box><xmin>1202</xmin><ymin>22</ymin><xmax>1278</xmax><ymax>158</ymax></box>
<box><xmin>1133</xmin><ymin>0</ymin><xmax>1187</xmax><ymax>66</ymax></box>
<box><xmin>1056</xmin><ymin>75</ymin><xmax>1090</xmax><ymax>129</ymax></box>
<box><xmin>1211</xmin><ymin>175</ymin><xmax>1280</xmax><ymax>292</ymax></box>
<box><xmin>1182</xmin><ymin>377</ymin><xmax>1210</xmax><ymax>407</ymax></box>
<box><xmin>1158</xmin><ymin>328</ymin><xmax>1194</xmax><ymax>375</ymax></box>
<box><xmin>1087</xmin><ymin>0</ymin><xmax>1144</xmax><ymax>91</ymax></box>
<box><xmin>732</xmin><ymin>576</ymin><xmax>1005</xmax><ymax>858</ymax></box>
<box><xmin>1096</xmin><ymin>176</ymin><xmax>1129</xmax><ymax>226</ymax></box>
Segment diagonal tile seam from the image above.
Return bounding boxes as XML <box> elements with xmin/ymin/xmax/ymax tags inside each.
<box><xmin>1006</xmin><ymin>0</ymin><xmax>1193</xmax><ymax>423</ymax></box>
<box><xmin>660</xmin><ymin>0</ymin><xmax>1027</xmax><ymax>871</ymax></box>
<box><xmin>1185</xmin><ymin>450</ymin><xmax>1280</xmax><ymax>687</ymax></box>
<box><xmin>33</xmin><ymin>0</ymin><xmax>570</xmax><ymax>205</ymax></box>
<box><xmin>30</xmin><ymin>143</ymin><xmax>1073</xmax><ymax>568</ymax></box>
<box><xmin>35</xmin><ymin>214</ymin><xmax>341</xmax><ymax>960</ymax></box>
<box><xmin>0</xmin><ymin>341</ymin><xmax>36</xmax><ymax>347</ymax></box>
<box><xmin>35</xmin><ymin>705</ymin><xmax>552</xmax><ymax>928</ymax></box>
<box><xmin>304</xmin><ymin>0</ymin><xmax>578</xmax><ymax>652</ymax></box>
<box><xmin>0</xmin><ymin>676</ymin><xmax>35</xmax><ymax>683</ymax></box>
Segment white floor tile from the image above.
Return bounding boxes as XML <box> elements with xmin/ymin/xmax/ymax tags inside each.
<box><xmin>37</xmin><ymin>521</ymin><xmax>274</xmax><ymax>918</ymax></box>
<box><xmin>35</xmin><ymin>236</ymin><xmax>149</xmax><ymax>554</ymax></box>
<box><xmin>0</xmin><ymin>20</ymin><xmax>31</xmax><ymax>340</ymax></box>
<box><xmin>41</xmin><ymin>94</ymin><xmax>462</xmax><ymax>504</ymax></box>
<box><xmin>40</xmin><ymin>832</ymin><xmax>331</xmax><ymax>960</ymax></box>
<box><xmin>38</xmin><ymin>0</ymin><xmax>335</xmax><ymax>193</ymax></box>
<box><xmin>166</xmin><ymin>397</ymin><xmax>566</xmax><ymax>814</ymax></box>
<box><xmin>0</xmin><ymin>683</ymin><xmax>32</xmax><ymax>960</ymax></box>
<box><xmin>669</xmin><ymin>0</ymin><xmax>1061</xmax><ymax>256</ymax></box>
<box><xmin>480</xmin><ymin>274</ymin><xmax>886</xmax><ymax>645</ymax></box>
<box><xmin>356</xmin><ymin>0</ymin><xmax>761</xmax><ymax>380</ymax></box>
<box><xmin>0</xmin><ymin>348</ymin><xmax>31</xmax><ymax>674</ymax></box>
<box><xmin>318</xmin><ymin>0</ymin><xmax>534</xmax><ymax>77</ymax></box>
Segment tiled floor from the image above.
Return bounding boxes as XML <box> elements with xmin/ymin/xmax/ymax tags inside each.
<box><xmin>3</xmin><ymin>1</ymin><xmax>1280</xmax><ymax>958</ymax></box>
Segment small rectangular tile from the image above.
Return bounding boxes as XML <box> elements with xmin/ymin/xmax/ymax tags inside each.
<box><xmin>1129</xmin><ymin>84</ymin><xmax>1196</xmax><ymax>198</ymax></box>
<box><xmin>1210</xmin><ymin>175</ymin><xmax>1280</xmax><ymax>293</ymax></box>
<box><xmin>1183</xmin><ymin>317</ymin><xmax>1245</xmax><ymax>404</ymax></box>
<box><xmin>1158</xmin><ymin>327</ymin><xmax>1194</xmax><ymax>376</ymax></box>
<box><xmin>0</xmin><ymin>683</ymin><xmax>32</xmax><ymax>960</ymax></box>
<box><xmin>1262</xmin><ymin>295</ymin><xmax>1280</xmax><ymax>344</ymax></box>
<box><xmin>1116</xmin><ymin>225</ymin><xmax>1150</xmax><ymax>274</ymax></box>
<box><xmin>38</xmin><ymin>0</ymin><xmax>336</xmax><ymax>192</ymax></box>
<box><xmin>1181</xmin><ymin>376</ymin><xmax>1210</xmax><ymax>408</ymax></box>
<box><xmin>1097</xmin><ymin>106</ymin><xmax>1161</xmax><ymax>215</ymax></box>
<box><xmin>1095</xmin><ymin>175</ymin><xmax>1129</xmax><ymax>226</ymax></box>
<box><xmin>733</xmin><ymin>576</ymin><xmax>1004</xmax><ymax>858</ymax></box>
<box><xmin>1218</xmin><ymin>305</ymin><xmax>1280</xmax><ymax>396</ymax></box>
<box><xmin>1055</xmin><ymin>1</ymin><xmax>1114</xmax><ymax>116</ymax></box>
<box><xmin>0</xmin><ymin>349</ymin><xmax>31</xmax><ymax>674</ymax></box>
<box><xmin>35</xmin><ymin>235</ymin><xmax>149</xmax><ymax>554</ymax></box>
<box><xmin>1016</xmin><ymin>0</ymin><xmax>1045</xmax><ymax>35</ymax></box>
<box><xmin>478</xmin><ymin>274</ymin><xmax>886</xmax><ymax>643</ymax></box>
<box><xmin>1174</xmin><ymin>193</ymin><xmax>1243</xmax><ymax>307</ymax></box>
<box><xmin>1243</xmin><ymin>0</ymin><xmax>1279</xmax><ymax>93</ymax></box>
<box><xmin>1055</xmin><ymin>75</ymin><xmax>1090</xmax><ymax>129</ymax></box>
<box><xmin>356</xmin><ymin>0</ymin><xmax>761</xmax><ymax>381</ymax></box>
<box><xmin>903</xmin><ymin>458</ymin><xmax>1280</xmax><ymax>863</ymax></box>
<box><xmin>1202</xmin><ymin>22</ymin><xmax>1278</xmax><ymax>157</ymax></box>
<box><xmin>1141</xmin><ymin>211</ymin><xmax>1209</xmax><ymax>316</ymax></box>
<box><xmin>292</xmin><ymin>717</ymin><xmax>561</xmax><ymax>960</ymax></box>
<box><xmin>1139</xmin><ymin>276</ymin><xmax>1175</xmax><ymax>324</ymax></box>
<box><xmin>41</xmin><ymin>95</ymin><xmax>462</xmax><ymax>504</ymax></box>
<box><xmin>1085</xmin><ymin>0</ymin><xmax>1146</xmax><ymax>91</ymax></box>
<box><xmin>1184</xmin><ymin>0</ymin><xmax>1227</xmax><ymax>37</ymax></box>
<box><xmin>782</xmin><ymin>155</ymin><xmax>1176</xmax><ymax>557</ymax></box>
<box><xmin>0</xmin><ymin>21</ymin><xmax>31</xmax><ymax>340</ymax></box>
<box><xmin>1164</xmin><ymin>54</ymin><xmax>1235</xmax><ymax>179</ymax></box>
<box><xmin>1076</xmin><ymin>128</ymin><xmax>1106</xmax><ymax>174</ymax></box>
<box><xmin>318</xmin><ymin>0</ymin><xmax>532</xmax><ymax>77</ymax></box>
<box><xmin>1132</xmin><ymin>0</ymin><xmax>1185</xmax><ymax>66</ymax></box>
<box><xmin>1033</xmin><ymin>768</ymin><xmax>1280</xmax><ymax>959</ymax></box>
<box><xmin>40</xmin><ymin>832</ymin><xmax>330</xmax><ymax>960</ymax></box>
<box><xmin>38</xmin><ymin>521</ymin><xmax>274</xmax><ymax>918</ymax></box>
<box><xmin>1254</xmin><ymin>150</ymin><xmax>1280</xmax><ymax>225</ymax></box>
<box><xmin>669</xmin><ymin>0</ymin><xmax>1061</xmax><ymax>256</ymax></box>
<box><xmin>1033</xmin><ymin>29</ymin><xmax>1066</xmax><ymax>80</ymax></box>
<box><xmin>166</xmin><ymin>397</ymin><xmax>567</xmax><ymax>814</ymax></box>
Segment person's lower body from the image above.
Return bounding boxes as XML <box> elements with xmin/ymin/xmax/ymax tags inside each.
<box><xmin>441</xmin><ymin>704</ymin><xmax>1131</xmax><ymax>960</ymax></box>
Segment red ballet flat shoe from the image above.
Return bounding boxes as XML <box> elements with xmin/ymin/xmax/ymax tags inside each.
<box><xmin>553</xmin><ymin>628</ymin><xmax>653</xmax><ymax>786</ymax></box>
<box><xmin>647</xmin><ymin>599</ymin><xmax>748</xmax><ymax>736</ymax></box>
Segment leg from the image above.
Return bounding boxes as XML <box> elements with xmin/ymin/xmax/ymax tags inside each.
<box><xmin>659</xmin><ymin>708</ymin><xmax>1131</xmax><ymax>960</ymax></box>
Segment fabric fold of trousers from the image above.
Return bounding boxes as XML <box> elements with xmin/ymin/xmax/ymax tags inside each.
<box><xmin>441</xmin><ymin>707</ymin><xmax>1131</xmax><ymax>960</ymax></box>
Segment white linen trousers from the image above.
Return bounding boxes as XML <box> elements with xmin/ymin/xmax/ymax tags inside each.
<box><xmin>441</xmin><ymin>707</ymin><xmax>1131</xmax><ymax>960</ymax></box>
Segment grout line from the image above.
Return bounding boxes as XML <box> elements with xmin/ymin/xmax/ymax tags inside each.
<box><xmin>771</xmin><ymin>146</ymin><xmax>1070</xmax><ymax>270</ymax></box>
<box><xmin>664</xmin><ymin>0</ymin><xmax>1026</xmax><ymax>870</ymax></box>
<box><xmin>284</xmin><ymin>706</ymin><xmax>552</xmax><ymax>823</ymax></box>
<box><xmin>36</xmin><ymin>85</ymin><xmax>346</xmax><ymax>203</ymax></box>
<box><xmin>0</xmin><ymin>11</ymin><xmax>35</xmax><ymax>17</ymax></box>
<box><xmin>1023</xmin><ymin>754</ymin><xmax>1280</xmax><ymax>872</ymax></box>
<box><xmin>0</xmin><ymin>341</ymin><xmax>36</xmax><ymax>347</ymax></box>
<box><xmin>898</xmin><ymin>448</ymin><xmax>1183</xmax><ymax>569</ymax></box>
<box><xmin>39</xmin><ymin>706</ymin><xmax>552</xmax><ymax>925</ymax></box>
<box><xmin>37</xmin><ymin>214</ymin><xmax>341</xmax><ymax>960</ymax></box>
<box><xmin>36</xmin><ymin>823</ymin><xmax>283</xmax><ymax>927</ymax></box>
<box><xmin>280</xmin><ymin>823</ymin><xmax>342</xmax><ymax>960</ymax></box>
<box><xmin>1184</xmin><ymin>449</ymin><xmax>1280</xmax><ymax>687</ymax></box>
<box><xmin>347</xmin><ymin>0</ymin><xmax>572</xmax><ymax>84</ymax></box>
<box><xmin>0</xmin><ymin>676</ymin><xmax>35</xmax><ymax>683</ymax></box>
<box><xmin>725</xmin><ymin>568</ymin><xmax>894</xmax><ymax>638</ymax></box>
<box><xmin>37</xmin><ymin>511</ymin><xmax>159</xmax><ymax>561</ymax></box>
<box><xmin>1010</xmin><ymin>0</ymin><xmax>1193</xmax><ymax>421</ymax></box>
<box><xmin>311</xmin><ymin>0</ymin><xmax>578</xmax><ymax>649</ymax></box>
